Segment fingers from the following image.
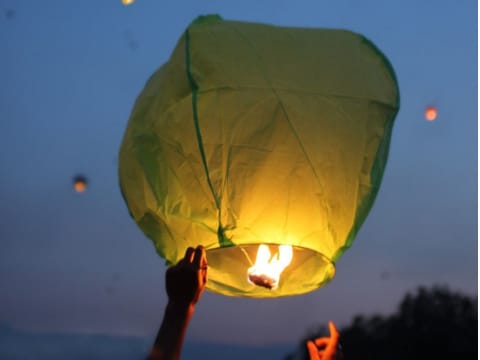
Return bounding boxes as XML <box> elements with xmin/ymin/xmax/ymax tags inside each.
<box><xmin>322</xmin><ymin>321</ymin><xmax>339</xmax><ymax>358</ymax></box>
<box><xmin>181</xmin><ymin>246</ymin><xmax>207</xmax><ymax>274</ymax></box>
<box><xmin>194</xmin><ymin>246</ymin><xmax>207</xmax><ymax>287</ymax></box>
<box><xmin>184</xmin><ymin>247</ymin><xmax>195</xmax><ymax>263</ymax></box>
<box><xmin>314</xmin><ymin>337</ymin><xmax>330</xmax><ymax>347</ymax></box>
<box><xmin>328</xmin><ymin>321</ymin><xmax>339</xmax><ymax>340</ymax></box>
<box><xmin>193</xmin><ymin>246</ymin><xmax>206</xmax><ymax>269</ymax></box>
<box><xmin>306</xmin><ymin>340</ymin><xmax>321</xmax><ymax>360</ymax></box>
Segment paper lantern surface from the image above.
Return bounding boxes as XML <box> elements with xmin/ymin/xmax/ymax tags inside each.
<box><xmin>119</xmin><ymin>15</ymin><xmax>399</xmax><ymax>297</ymax></box>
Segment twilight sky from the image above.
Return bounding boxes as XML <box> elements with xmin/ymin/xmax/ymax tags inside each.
<box><xmin>0</xmin><ymin>0</ymin><xmax>477</xmax><ymax>346</ymax></box>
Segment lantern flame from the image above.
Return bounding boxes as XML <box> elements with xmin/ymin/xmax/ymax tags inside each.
<box><xmin>247</xmin><ymin>244</ymin><xmax>293</xmax><ymax>290</ymax></box>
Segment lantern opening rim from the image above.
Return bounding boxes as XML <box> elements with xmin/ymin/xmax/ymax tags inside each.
<box><xmin>204</xmin><ymin>243</ymin><xmax>336</xmax><ymax>298</ymax></box>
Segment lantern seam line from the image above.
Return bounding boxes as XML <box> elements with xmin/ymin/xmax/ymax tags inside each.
<box><xmin>184</xmin><ymin>29</ymin><xmax>221</xmax><ymax>210</ymax></box>
<box><xmin>185</xmin><ymin>28</ymin><xmax>233</xmax><ymax>248</ymax></box>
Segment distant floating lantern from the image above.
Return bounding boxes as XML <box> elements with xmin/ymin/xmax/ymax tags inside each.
<box><xmin>121</xmin><ymin>0</ymin><xmax>135</xmax><ymax>5</ymax></box>
<box><xmin>118</xmin><ymin>15</ymin><xmax>400</xmax><ymax>297</ymax></box>
<box><xmin>424</xmin><ymin>106</ymin><xmax>437</xmax><ymax>121</ymax></box>
<box><xmin>73</xmin><ymin>175</ymin><xmax>87</xmax><ymax>193</ymax></box>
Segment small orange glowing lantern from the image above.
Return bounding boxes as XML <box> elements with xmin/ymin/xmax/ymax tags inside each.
<box><xmin>121</xmin><ymin>0</ymin><xmax>135</xmax><ymax>5</ymax></box>
<box><xmin>424</xmin><ymin>106</ymin><xmax>438</xmax><ymax>121</ymax></box>
<box><xmin>73</xmin><ymin>175</ymin><xmax>87</xmax><ymax>193</ymax></box>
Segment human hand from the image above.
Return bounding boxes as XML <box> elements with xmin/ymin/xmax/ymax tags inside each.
<box><xmin>306</xmin><ymin>321</ymin><xmax>341</xmax><ymax>360</ymax></box>
<box><xmin>166</xmin><ymin>246</ymin><xmax>208</xmax><ymax>307</ymax></box>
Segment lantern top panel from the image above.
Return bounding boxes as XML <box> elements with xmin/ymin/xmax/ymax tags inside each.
<box><xmin>180</xmin><ymin>15</ymin><xmax>399</xmax><ymax>109</ymax></box>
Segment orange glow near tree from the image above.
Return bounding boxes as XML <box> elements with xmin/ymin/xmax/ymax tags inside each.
<box><xmin>424</xmin><ymin>106</ymin><xmax>438</xmax><ymax>121</ymax></box>
<box><xmin>73</xmin><ymin>176</ymin><xmax>87</xmax><ymax>193</ymax></box>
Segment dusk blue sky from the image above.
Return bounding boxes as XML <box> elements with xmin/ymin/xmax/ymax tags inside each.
<box><xmin>0</xmin><ymin>0</ymin><xmax>477</xmax><ymax>350</ymax></box>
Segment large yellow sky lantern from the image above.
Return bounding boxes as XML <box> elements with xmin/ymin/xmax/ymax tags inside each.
<box><xmin>119</xmin><ymin>15</ymin><xmax>400</xmax><ymax>297</ymax></box>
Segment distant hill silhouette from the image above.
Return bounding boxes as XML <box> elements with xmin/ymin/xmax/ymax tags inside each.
<box><xmin>286</xmin><ymin>285</ymin><xmax>477</xmax><ymax>359</ymax></box>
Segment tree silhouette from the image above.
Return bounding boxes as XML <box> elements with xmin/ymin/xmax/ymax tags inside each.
<box><xmin>286</xmin><ymin>285</ymin><xmax>477</xmax><ymax>359</ymax></box>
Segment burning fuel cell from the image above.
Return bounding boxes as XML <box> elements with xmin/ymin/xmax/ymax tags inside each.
<box><xmin>247</xmin><ymin>245</ymin><xmax>293</xmax><ymax>290</ymax></box>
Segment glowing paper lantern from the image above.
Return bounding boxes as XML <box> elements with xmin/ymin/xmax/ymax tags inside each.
<box><xmin>121</xmin><ymin>0</ymin><xmax>135</xmax><ymax>5</ymax></box>
<box><xmin>118</xmin><ymin>15</ymin><xmax>400</xmax><ymax>297</ymax></box>
<box><xmin>424</xmin><ymin>105</ymin><xmax>437</xmax><ymax>121</ymax></box>
<box><xmin>73</xmin><ymin>175</ymin><xmax>87</xmax><ymax>193</ymax></box>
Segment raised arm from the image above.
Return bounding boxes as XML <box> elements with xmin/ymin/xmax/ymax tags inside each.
<box><xmin>148</xmin><ymin>246</ymin><xmax>207</xmax><ymax>360</ymax></box>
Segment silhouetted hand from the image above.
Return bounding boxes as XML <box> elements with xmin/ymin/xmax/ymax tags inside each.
<box><xmin>149</xmin><ymin>246</ymin><xmax>208</xmax><ymax>360</ymax></box>
<box><xmin>307</xmin><ymin>321</ymin><xmax>341</xmax><ymax>360</ymax></box>
<box><xmin>166</xmin><ymin>246</ymin><xmax>208</xmax><ymax>307</ymax></box>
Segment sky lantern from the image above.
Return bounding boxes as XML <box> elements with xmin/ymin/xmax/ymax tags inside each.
<box><xmin>118</xmin><ymin>15</ymin><xmax>400</xmax><ymax>297</ymax></box>
<box><xmin>121</xmin><ymin>0</ymin><xmax>135</xmax><ymax>5</ymax></box>
<box><xmin>73</xmin><ymin>175</ymin><xmax>87</xmax><ymax>193</ymax></box>
<box><xmin>424</xmin><ymin>105</ymin><xmax>438</xmax><ymax>121</ymax></box>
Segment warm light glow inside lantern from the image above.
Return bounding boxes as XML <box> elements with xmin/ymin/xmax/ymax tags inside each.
<box><xmin>118</xmin><ymin>15</ymin><xmax>399</xmax><ymax>298</ymax></box>
<box><xmin>121</xmin><ymin>0</ymin><xmax>135</xmax><ymax>5</ymax></box>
